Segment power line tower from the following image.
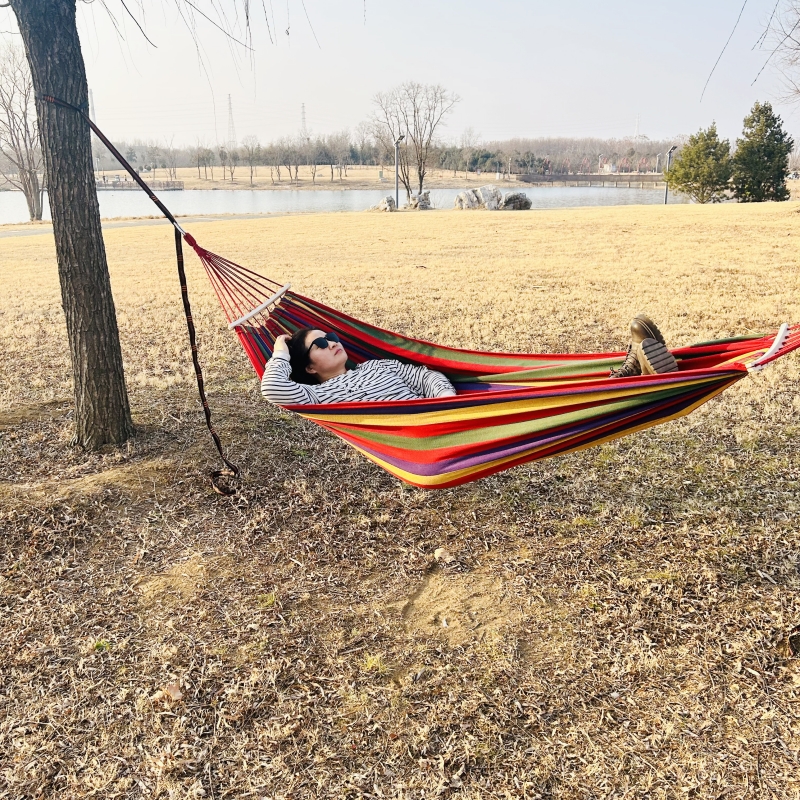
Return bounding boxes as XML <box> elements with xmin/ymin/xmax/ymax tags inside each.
<box><xmin>301</xmin><ymin>103</ymin><xmax>307</xmax><ymax>137</ymax></box>
<box><xmin>227</xmin><ymin>94</ymin><xmax>237</xmax><ymax>150</ymax></box>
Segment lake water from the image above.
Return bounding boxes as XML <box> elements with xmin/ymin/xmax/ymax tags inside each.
<box><xmin>0</xmin><ymin>186</ymin><xmax>689</xmax><ymax>225</ymax></box>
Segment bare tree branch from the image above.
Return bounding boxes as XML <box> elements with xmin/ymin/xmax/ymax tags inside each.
<box><xmin>756</xmin><ymin>5</ymin><xmax>800</xmax><ymax>88</ymax></box>
<box><xmin>700</xmin><ymin>0</ymin><xmax>749</xmax><ymax>102</ymax></box>
<box><xmin>180</xmin><ymin>0</ymin><xmax>253</xmax><ymax>49</ymax></box>
<box><xmin>767</xmin><ymin>1</ymin><xmax>800</xmax><ymax>102</ymax></box>
<box><xmin>299</xmin><ymin>0</ymin><xmax>320</xmax><ymax>48</ymax></box>
<box><xmin>752</xmin><ymin>16</ymin><xmax>800</xmax><ymax>85</ymax></box>
<box><xmin>118</xmin><ymin>0</ymin><xmax>158</xmax><ymax>46</ymax></box>
<box><xmin>372</xmin><ymin>82</ymin><xmax>459</xmax><ymax>200</ymax></box>
<box><xmin>259</xmin><ymin>0</ymin><xmax>274</xmax><ymax>44</ymax></box>
<box><xmin>753</xmin><ymin>0</ymin><xmax>781</xmax><ymax>49</ymax></box>
<box><xmin>0</xmin><ymin>42</ymin><xmax>45</xmax><ymax>219</ymax></box>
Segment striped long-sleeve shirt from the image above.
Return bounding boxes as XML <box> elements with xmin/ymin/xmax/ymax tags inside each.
<box><xmin>261</xmin><ymin>353</ymin><xmax>456</xmax><ymax>405</ymax></box>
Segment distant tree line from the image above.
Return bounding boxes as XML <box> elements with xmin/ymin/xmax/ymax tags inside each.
<box><xmin>92</xmin><ymin>130</ymin><xmax>377</xmax><ymax>186</ymax></box>
<box><xmin>90</xmin><ymin>131</ymin><xmax>683</xmax><ymax>183</ymax></box>
<box><xmin>84</xmin><ymin>83</ymin><xmax>685</xmax><ymax>197</ymax></box>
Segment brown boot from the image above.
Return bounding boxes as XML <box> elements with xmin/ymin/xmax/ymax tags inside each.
<box><xmin>638</xmin><ymin>337</ymin><xmax>679</xmax><ymax>375</ymax></box>
<box><xmin>631</xmin><ymin>313</ymin><xmax>666</xmax><ymax>346</ymax></box>
<box><xmin>610</xmin><ymin>344</ymin><xmax>642</xmax><ymax>378</ymax></box>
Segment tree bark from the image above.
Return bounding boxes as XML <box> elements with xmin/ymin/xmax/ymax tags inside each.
<box><xmin>11</xmin><ymin>0</ymin><xmax>134</xmax><ymax>448</ymax></box>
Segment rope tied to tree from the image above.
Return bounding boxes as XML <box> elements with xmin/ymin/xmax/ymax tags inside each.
<box><xmin>39</xmin><ymin>93</ymin><xmax>239</xmax><ymax>495</ymax></box>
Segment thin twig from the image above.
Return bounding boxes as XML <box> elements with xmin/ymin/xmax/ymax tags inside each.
<box><xmin>300</xmin><ymin>0</ymin><xmax>320</xmax><ymax>48</ymax></box>
<box><xmin>260</xmin><ymin>0</ymin><xmax>274</xmax><ymax>44</ymax></box>
<box><xmin>118</xmin><ymin>0</ymin><xmax>157</xmax><ymax>47</ymax></box>
<box><xmin>753</xmin><ymin>0</ymin><xmax>781</xmax><ymax>50</ymax></box>
<box><xmin>700</xmin><ymin>0</ymin><xmax>749</xmax><ymax>102</ymax></box>
<box><xmin>752</xmin><ymin>16</ymin><xmax>800</xmax><ymax>86</ymax></box>
<box><xmin>181</xmin><ymin>0</ymin><xmax>253</xmax><ymax>49</ymax></box>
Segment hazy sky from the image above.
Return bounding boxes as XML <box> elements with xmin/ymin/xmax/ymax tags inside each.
<box><xmin>3</xmin><ymin>0</ymin><xmax>800</xmax><ymax>147</ymax></box>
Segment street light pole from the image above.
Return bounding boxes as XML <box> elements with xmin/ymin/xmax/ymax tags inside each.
<box><xmin>664</xmin><ymin>145</ymin><xmax>677</xmax><ymax>204</ymax></box>
<box><xmin>394</xmin><ymin>134</ymin><xmax>405</xmax><ymax>210</ymax></box>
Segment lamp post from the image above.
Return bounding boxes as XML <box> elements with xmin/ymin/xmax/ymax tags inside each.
<box><xmin>394</xmin><ymin>134</ymin><xmax>405</xmax><ymax>210</ymax></box>
<box><xmin>664</xmin><ymin>145</ymin><xmax>677</xmax><ymax>204</ymax></box>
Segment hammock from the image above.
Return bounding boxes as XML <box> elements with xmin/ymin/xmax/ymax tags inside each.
<box><xmin>194</xmin><ymin>239</ymin><xmax>798</xmax><ymax>487</ymax></box>
<box><xmin>43</xmin><ymin>96</ymin><xmax>800</xmax><ymax>490</ymax></box>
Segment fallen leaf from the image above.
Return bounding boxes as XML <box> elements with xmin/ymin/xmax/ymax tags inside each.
<box><xmin>434</xmin><ymin>547</ymin><xmax>454</xmax><ymax>564</ymax></box>
<box><xmin>164</xmin><ymin>681</ymin><xmax>183</xmax><ymax>701</ymax></box>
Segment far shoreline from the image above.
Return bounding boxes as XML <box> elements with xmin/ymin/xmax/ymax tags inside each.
<box><xmin>4</xmin><ymin>173</ymin><xmax>800</xmax><ymax>199</ymax></box>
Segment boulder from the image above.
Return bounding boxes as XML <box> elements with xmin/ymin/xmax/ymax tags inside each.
<box><xmin>453</xmin><ymin>189</ymin><xmax>481</xmax><ymax>209</ymax></box>
<box><xmin>370</xmin><ymin>195</ymin><xmax>396</xmax><ymax>212</ymax></box>
<box><xmin>407</xmin><ymin>190</ymin><xmax>431</xmax><ymax>210</ymax></box>
<box><xmin>476</xmin><ymin>184</ymin><xmax>503</xmax><ymax>210</ymax></box>
<box><xmin>500</xmin><ymin>191</ymin><xmax>532</xmax><ymax>210</ymax></box>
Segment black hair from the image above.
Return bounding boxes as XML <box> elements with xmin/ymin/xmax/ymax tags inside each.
<box><xmin>286</xmin><ymin>328</ymin><xmax>319</xmax><ymax>384</ymax></box>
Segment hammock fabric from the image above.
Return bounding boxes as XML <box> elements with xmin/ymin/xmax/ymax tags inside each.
<box><xmin>192</xmin><ymin>237</ymin><xmax>800</xmax><ymax>488</ymax></box>
<box><xmin>42</xmin><ymin>95</ymin><xmax>800</xmax><ymax>490</ymax></box>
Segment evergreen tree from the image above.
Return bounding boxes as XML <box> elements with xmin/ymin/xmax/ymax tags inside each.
<box><xmin>732</xmin><ymin>101</ymin><xmax>794</xmax><ymax>202</ymax></box>
<box><xmin>665</xmin><ymin>123</ymin><xmax>731</xmax><ymax>203</ymax></box>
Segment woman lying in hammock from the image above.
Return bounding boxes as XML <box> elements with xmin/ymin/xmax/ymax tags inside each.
<box><xmin>261</xmin><ymin>328</ymin><xmax>457</xmax><ymax>404</ymax></box>
<box><xmin>260</xmin><ymin>315</ymin><xmax>677</xmax><ymax>405</ymax></box>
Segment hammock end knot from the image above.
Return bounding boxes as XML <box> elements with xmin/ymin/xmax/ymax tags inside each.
<box><xmin>211</xmin><ymin>466</ymin><xmax>239</xmax><ymax>496</ymax></box>
<box><xmin>183</xmin><ymin>232</ymin><xmax>198</xmax><ymax>249</ymax></box>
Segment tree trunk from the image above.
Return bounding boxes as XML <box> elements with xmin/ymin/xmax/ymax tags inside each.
<box><xmin>12</xmin><ymin>0</ymin><xmax>134</xmax><ymax>448</ymax></box>
<box><xmin>22</xmin><ymin>167</ymin><xmax>43</xmax><ymax>220</ymax></box>
<box><xmin>13</xmin><ymin>154</ymin><xmax>43</xmax><ymax>220</ymax></box>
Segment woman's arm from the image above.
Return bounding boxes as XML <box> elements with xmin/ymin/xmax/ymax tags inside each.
<box><xmin>260</xmin><ymin>336</ymin><xmax>320</xmax><ymax>405</ymax></box>
<box><xmin>390</xmin><ymin>361</ymin><xmax>457</xmax><ymax>398</ymax></box>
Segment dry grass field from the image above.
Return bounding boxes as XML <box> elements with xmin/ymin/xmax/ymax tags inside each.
<box><xmin>1</xmin><ymin>203</ymin><xmax>799</xmax><ymax>799</ymax></box>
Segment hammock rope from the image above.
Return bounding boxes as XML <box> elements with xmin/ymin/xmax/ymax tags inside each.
<box><xmin>40</xmin><ymin>94</ymin><xmax>239</xmax><ymax>494</ymax></box>
<box><xmin>40</xmin><ymin>96</ymin><xmax>800</xmax><ymax>489</ymax></box>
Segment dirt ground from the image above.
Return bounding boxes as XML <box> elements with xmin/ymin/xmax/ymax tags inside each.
<box><xmin>1</xmin><ymin>203</ymin><xmax>799</xmax><ymax>798</ymax></box>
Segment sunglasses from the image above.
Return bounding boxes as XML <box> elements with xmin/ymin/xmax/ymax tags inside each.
<box><xmin>305</xmin><ymin>331</ymin><xmax>341</xmax><ymax>356</ymax></box>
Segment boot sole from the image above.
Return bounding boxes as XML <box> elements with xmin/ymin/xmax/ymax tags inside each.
<box><xmin>639</xmin><ymin>338</ymin><xmax>678</xmax><ymax>375</ymax></box>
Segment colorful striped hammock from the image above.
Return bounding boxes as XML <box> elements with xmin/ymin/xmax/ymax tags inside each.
<box><xmin>42</xmin><ymin>95</ymin><xmax>800</xmax><ymax>490</ymax></box>
<box><xmin>191</xmin><ymin>235</ymin><xmax>800</xmax><ymax>489</ymax></box>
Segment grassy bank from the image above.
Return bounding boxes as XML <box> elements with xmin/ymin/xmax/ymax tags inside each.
<box><xmin>80</xmin><ymin>168</ymin><xmax>800</xmax><ymax>199</ymax></box>
<box><xmin>1</xmin><ymin>203</ymin><xmax>799</xmax><ymax>798</ymax></box>
<box><xmin>94</xmin><ymin>164</ymin><xmax>500</xmax><ymax>192</ymax></box>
